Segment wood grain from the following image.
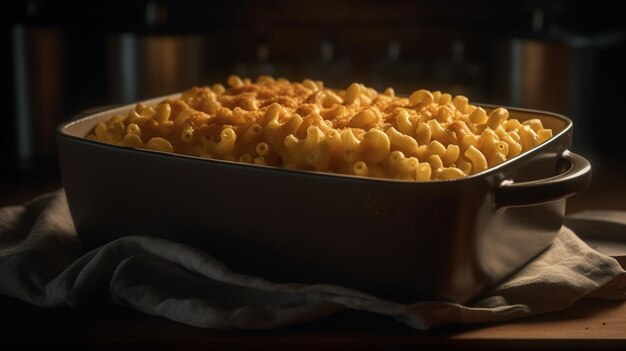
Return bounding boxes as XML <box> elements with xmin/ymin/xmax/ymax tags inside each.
<box><xmin>452</xmin><ymin>299</ymin><xmax>626</xmax><ymax>339</ymax></box>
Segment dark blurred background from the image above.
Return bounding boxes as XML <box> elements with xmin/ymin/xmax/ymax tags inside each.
<box><xmin>1</xmin><ymin>0</ymin><xmax>625</xmax><ymax>205</ymax></box>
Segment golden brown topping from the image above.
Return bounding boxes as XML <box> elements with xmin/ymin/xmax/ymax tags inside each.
<box><xmin>89</xmin><ymin>75</ymin><xmax>554</xmax><ymax>181</ymax></box>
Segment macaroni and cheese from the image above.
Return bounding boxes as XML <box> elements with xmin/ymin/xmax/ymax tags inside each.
<box><xmin>88</xmin><ymin>75</ymin><xmax>553</xmax><ymax>181</ymax></box>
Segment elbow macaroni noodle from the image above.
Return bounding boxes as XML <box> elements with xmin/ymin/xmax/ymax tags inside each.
<box><xmin>88</xmin><ymin>75</ymin><xmax>554</xmax><ymax>181</ymax></box>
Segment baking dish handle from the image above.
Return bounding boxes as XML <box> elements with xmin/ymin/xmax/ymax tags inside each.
<box><xmin>495</xmin><ymin>151</ymin><xmax>592</xmax><ymax>208</ymax></box>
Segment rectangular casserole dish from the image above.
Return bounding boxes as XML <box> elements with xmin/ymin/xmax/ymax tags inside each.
<box><xmin>56</xmin><ymin>94</ymin><xmax>591</xmax><ymax>303</ymax></box>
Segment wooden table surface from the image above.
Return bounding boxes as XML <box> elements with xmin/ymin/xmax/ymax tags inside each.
<box><xmin>0</xmin><ymin>294</ymin><xmax>625</xmax><ymax>350</ymax></box>
<box><xmin>1</xmin><ymin>158</ymin><xmax>626</xmax><ymax>349</ymax></box>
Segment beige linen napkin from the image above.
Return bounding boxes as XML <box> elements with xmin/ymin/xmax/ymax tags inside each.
<box><xmin>1</xmin><ymin>190</ymin><xmax>624</xmax><ymax>330</ymax></box>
